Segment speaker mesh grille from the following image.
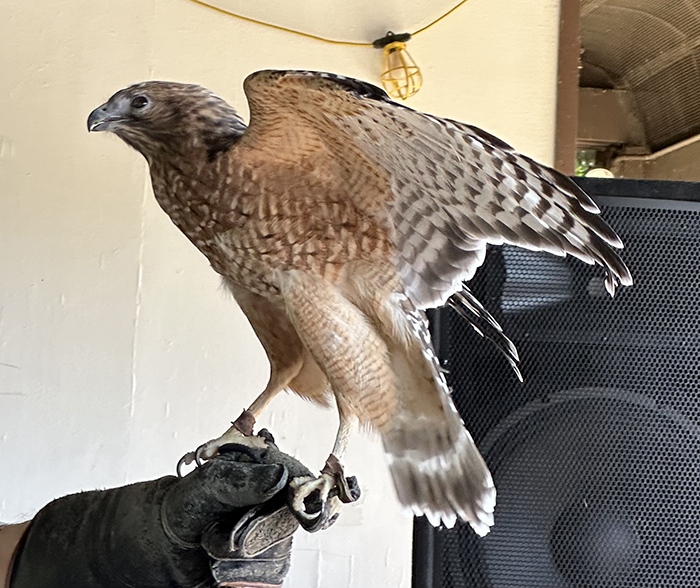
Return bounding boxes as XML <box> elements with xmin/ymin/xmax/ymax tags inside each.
<box><xmin>436</xmin><ymin>190</ymin><xmax>700</xmax><ymax>587</ymax></box>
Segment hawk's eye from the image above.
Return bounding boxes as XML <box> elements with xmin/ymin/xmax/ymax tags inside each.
<box><xmin>131</xmin><ymin>95</ymin><xmax>149</xmax><ymax>109</ymax></box>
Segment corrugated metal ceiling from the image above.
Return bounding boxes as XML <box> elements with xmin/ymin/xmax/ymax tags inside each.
<box><xmin>580</xmin><ymin>0</ymin><xmax>700</xmax><ymax>150</ymax></box>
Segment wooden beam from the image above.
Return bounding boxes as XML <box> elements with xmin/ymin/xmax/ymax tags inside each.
<box><xmin>577</xmin><ymin>88</ymin><xmax>646</xmax><ymax>148</ymax></box>
<box><xmin>554</xmin><ymin>0</ymin><xmax>581</xmax><ymax>174</ymax></box>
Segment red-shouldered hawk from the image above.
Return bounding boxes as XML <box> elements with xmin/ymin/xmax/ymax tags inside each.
<box><xmin>88</xmin><ymin>70</ymin><xmax>632</xmax><ymax>535</ymax></box>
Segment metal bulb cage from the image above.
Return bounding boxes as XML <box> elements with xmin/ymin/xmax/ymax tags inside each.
<box><xmin>381</xmin><ymin>41</ymin><xmax>423</xmax><ymax>100</ymax></box>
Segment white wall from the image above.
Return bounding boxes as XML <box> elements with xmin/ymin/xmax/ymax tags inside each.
<box><xmin>0</xmin><ymin>0</ymin><xmax>561</xmax><ymax>586</ymax></box>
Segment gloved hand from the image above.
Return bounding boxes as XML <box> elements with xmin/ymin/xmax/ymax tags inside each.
<box><xmin>10</xmin><ymin>440</ymin><xmax>312</xmax><ymax>588</ymax></box>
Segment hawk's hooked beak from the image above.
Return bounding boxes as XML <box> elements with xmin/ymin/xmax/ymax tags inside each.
<box><xmin>87</xmin><ymin>102</ymin><xmax>125</xmax><ymax>132</ymax></box>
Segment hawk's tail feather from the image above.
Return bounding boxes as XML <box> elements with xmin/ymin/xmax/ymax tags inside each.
<box><xmin>377</xmin><ymin>294</ymin><xmax>495</xmax><ymax>534</ymax></box>
<box><xmin>447</xmin><ymin>288</ymin><xmax>522</xmax><ymax>381</ymax></box>
<box><xmin>382</xmin><ymin>417</ymin><xmax>496</xmax><ymax>534</ymax></box>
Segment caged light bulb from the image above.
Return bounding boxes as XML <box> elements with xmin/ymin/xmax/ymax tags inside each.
<box><xmin>374</xmin><ymin>32</ymin><xmax>423</xmax><ymax>100</ymax></box>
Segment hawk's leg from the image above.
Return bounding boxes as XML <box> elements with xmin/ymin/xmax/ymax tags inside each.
<box><xmin>289</xmin><ymin>411</ymin><xmax>360</xmax><ymax>529</ymax></box>
<box><xmin>277</xmin><ymin>269</ymin><xmax>395</xmax><ymax>526</ymax></box>
<box><xmin>176</xmin><ymin>286</ymin><xmax>312</xmax><ymax>477</ymax></box>
<box><xmin>201</xmin><ymin>383</ymin><xmax>281</xmax><ymax>447</ymax></box>
<box><xmin>176</xmin><ymin>386</ymin><xmax>284</xmax><ymax>477</ymax></box>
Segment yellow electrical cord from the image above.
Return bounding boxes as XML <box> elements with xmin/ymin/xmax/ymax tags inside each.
<box><xmin>412</xmin><ymin>0</ymin><xmax>471</xmax><ymax>36</ymax></box>
<box><xmin>184</xmin><ymin>0</ymin><xmax>471</xmax><ymax>46</ymax></box>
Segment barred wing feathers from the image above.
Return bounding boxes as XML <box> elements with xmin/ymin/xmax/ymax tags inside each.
<box><xmin>244</xmin><ymin>70</ymin><xmax>632</xmax><ymax>310</ymax></box>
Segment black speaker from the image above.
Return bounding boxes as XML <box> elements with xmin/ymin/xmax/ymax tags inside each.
<box><xmin>413</xmin><ymin>178</ymin><xmax>700</xmax><ymax>588</ymax></box>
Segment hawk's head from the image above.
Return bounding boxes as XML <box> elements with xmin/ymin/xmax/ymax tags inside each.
<box><xmin>88</xmin><ymin>81</ymin><xmax>246</xmax><ymax>161</ymax></box>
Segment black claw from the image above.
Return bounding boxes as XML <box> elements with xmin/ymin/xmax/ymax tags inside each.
<box><xmin>288</xmin><ymin>486</ymin><xmax>339</xmax><ymax>533</ymax></box>
<box><xmin>256</xmin><ymin>428</ymin><xmax>275</xmax><ymax>444</ymax></box>
<box><xmin>194</xmin><ymin>445</ymin><xmax>206</xmax><ymax>468</ymax></box>
<box><xmin>176</xmin><ymin>455</ymin><xmax>189</xmax><ymax>478</ymax></box>
<box><xmin>338</xmin><ymin>476</ymin><xmax>361</xmax><ymax>503</ymax></box>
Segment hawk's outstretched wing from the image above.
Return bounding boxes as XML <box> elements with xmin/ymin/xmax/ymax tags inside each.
<box><xmin>243</xmin><ymin>70</ymin><xmax>632</xmax><ymax>309</ymax></box>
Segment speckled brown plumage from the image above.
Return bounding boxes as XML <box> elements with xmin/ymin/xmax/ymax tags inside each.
<box><xmin>89</xmin><ymin>71</ymin><xmax>632</xmax><ymax>534</ymax></box>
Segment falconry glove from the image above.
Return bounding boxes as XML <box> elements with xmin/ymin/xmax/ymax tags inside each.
<box><xmin>10</xmin><ymin>441</ymin><xmax>313</xmax><ymax>588</ymax></box>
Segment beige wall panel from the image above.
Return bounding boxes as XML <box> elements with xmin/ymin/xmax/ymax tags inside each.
<box><xmin>1</xmin><ymin>0</ymin><xmax>561</xmax><ymax>585</ymax></box>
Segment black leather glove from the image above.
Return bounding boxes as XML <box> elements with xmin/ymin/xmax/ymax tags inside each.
<box><xmin>10</xmin><ymin>441</ymin><xmax>312</xmax><ymax>588</ymax></box>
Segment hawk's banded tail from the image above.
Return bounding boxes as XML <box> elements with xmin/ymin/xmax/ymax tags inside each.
<box><xmin>382</xmin><ymin>408</ymin><xmax>495</xmax><ymax>534</ymax></box>
<box><xmin>379</xmin><ymin>295</ymin><xmax>495</xmax><ymax>534</ymax></box>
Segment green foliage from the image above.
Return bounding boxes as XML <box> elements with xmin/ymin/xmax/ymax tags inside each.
<box><xmin>575</xmin><ymin>149</ymin><xmax>598</xmax><ymax>177</ymax></box>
